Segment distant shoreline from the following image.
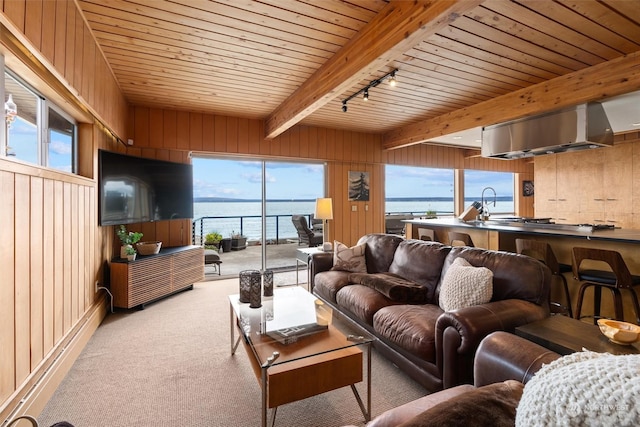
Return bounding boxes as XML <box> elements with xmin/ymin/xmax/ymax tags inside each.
<box><xmin>194</xmin><ymin>196</ymin><xmax>514</xmax><ymax>203</ymax></box>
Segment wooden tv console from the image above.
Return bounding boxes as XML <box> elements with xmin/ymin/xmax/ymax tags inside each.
<box><xmin>110</xmin><ymin>245</ymin><xmax>204</xmax><ymax>309</ymax></box>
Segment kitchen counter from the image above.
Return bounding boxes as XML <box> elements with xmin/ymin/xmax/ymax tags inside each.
<box><xmin>405</xmin><ymin>217</ymin><xmax>640</xmax><ymax>244</ymax></box>
<box><xmin>404</xmin><ymin>217</ymin><xmax>640</xmax><ymax>274</ymax></box>
<box><xmin>405</xmin><ymin>217</ymin><xmax>640</xmax><ymax>324</ymax></box>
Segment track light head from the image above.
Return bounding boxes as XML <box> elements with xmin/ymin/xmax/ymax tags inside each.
<box><xmin>389</xmin><ymin>71</ymin><xmax>397</xmax><ymax>87</ymax></box>
<box><xmin>342</xmin><ymin>101</ymin><xmax>347</xmax><ymax>112</ymax></box>
<box><xmin>363</xmin><ymin>89</ymin><xmax>369</xmax><ymax>101</ymax></box>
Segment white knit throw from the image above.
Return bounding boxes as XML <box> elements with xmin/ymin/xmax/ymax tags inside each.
<box><xmin>516</xmin><ymin>350</ymin><xmax>640</xmax><ymax>427</ymax></box>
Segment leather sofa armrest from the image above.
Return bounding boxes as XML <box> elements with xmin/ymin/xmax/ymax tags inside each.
<box><xmin>473</xmin><ymin>331</ymin><xmax>560</xmax><ymax>387</ymax></box>
<box><xmin>435</xmin><ymin>299</ymin><xmax>548</xmax><ymax>389</ymax></box>
<box><xmin>310</xmin><ymin>251</ymin><xmax>334</xmax><ymax>290</ymax></box>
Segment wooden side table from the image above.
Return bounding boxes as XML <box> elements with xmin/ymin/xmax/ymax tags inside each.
<box><xmin>515</xmin><ymin>315</ymin><xmax>639</xmax><ymax>355</ymax></box>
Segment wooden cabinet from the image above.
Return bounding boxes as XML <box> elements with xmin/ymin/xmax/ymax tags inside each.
<box><xmin>534</xmin><ymin>155</ymin><xmax>557</xmax><ymax>218</ymax></box>
<box><xmin>110</xmin><ymin>246</ymin><xmax>204</xmax><ymax>308</ymax></box>
<box><xmin>536</xmin><ymin>144</ymin><xmax>635</xmax><ymax>228</ymax></box>
<box><xmin>603</xmin><ymin>144</ymin><xmax>633</xmax><ymax>220</ymax></box>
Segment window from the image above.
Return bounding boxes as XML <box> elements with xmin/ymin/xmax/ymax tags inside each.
<box><xmin>464</xmin><ymin>170</ymin><xmax>514</xmax><ymax>215</ymax></box>
<box><xmin>3</xmin><ymin>68</ymin><xmax>77</xmax><ymax>173</ymax></box>
<box><xmin>385</xmin><ymin>165</ymin><xmax>455</xmax><ymax>216</ymax></box>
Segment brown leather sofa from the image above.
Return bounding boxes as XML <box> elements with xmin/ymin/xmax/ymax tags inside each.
<box><xmin>364</xmin><ymin>331</ymin><xmax>560</xmax><ymax>427</ymax></box>
<box><xmin>310</xmin><ymin>233</ymin><xmax>551</xmax><ymax>392</ymax></box>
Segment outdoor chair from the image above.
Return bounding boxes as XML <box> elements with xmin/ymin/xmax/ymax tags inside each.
<box><xmin>291</xmin><ymin>215</ymin><xmax>323</xmax><ymax>247</ymax></box>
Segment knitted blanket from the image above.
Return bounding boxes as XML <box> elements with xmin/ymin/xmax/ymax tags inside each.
<box><xmin>516</xmin><ymin>350</ymin><xmax>640</xmax><ymax>426</ymax></box>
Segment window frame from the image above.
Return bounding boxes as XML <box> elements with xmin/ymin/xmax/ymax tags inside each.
<box><xmin>3</xmin><ymin>62</ymin><xmax>78</xmax><ymax>174</ymax></box>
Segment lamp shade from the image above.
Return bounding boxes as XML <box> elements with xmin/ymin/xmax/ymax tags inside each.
<box><xmin>314</xmin><ymin>198</ymin><xmax>333</xmax><ymax>220</ymax></box>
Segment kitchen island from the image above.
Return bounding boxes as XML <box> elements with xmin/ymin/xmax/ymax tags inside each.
<box><xmin>405</xmin><ymin>217</ymin><xmax>640</xmax><ymax>324</ymax></box>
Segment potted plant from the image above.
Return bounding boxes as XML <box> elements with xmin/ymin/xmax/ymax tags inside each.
<box><xmin>230</xmin><ymin>231</ymin><xmax>247</xmax><ymax>251</ymax></box>
<box><xmin>116</xmin><ymin>225</ymin><xmax>144</xmax><ymax>259</ymax></box>
<box><xmin>423</xmin><ymin>209</ymin><xmax>437</xmax><ymax>219</ymax></box>
<box><xmin>204</xmin><ymin>231</ymin><xmax>223</xmax><ymax>250</ymax></box>
<box><xmin>124</xmin><ymin>245</ymin><xmax>137</xmax><ymax>261</ymax></box>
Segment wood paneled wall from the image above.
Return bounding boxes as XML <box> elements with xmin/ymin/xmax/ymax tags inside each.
<box><xmin>130</xmin><ymin>106</ymin><xmax>533</xmax><ymax>246</ymax></box>
<box><xmin>1</xmin><ymin>0</ymin><xmax>128</xmax><ymax>137</ymax></box>
<box><xmin>0</xmin><ymin>2</ymin><xmax>130</xmax><ymax>420</ymax></box>
<box><xmin>0</xmin><ymin>160</ymin><xmax>95</xmax><ymax>407</ymax></box>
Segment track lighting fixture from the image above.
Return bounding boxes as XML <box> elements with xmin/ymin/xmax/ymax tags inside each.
<box><xmin>340</xmin><ymin>69</ymin><xmax>398</xmax><ymax>112</ymax></box>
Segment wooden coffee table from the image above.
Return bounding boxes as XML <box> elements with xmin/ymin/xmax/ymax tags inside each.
<box><xmin>229</xmin><ymin>286</ymin><xmax>374</xmax><ymax>427</ymax></box>
<box><xmin>515</xmin><ymin>315</ymin><xmax>640</xmax><ymax>355</ymax></box>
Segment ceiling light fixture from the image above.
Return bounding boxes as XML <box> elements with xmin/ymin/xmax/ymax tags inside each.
<box><xmin>341</xmin><ymin>69</ymin><xmax>398</xmax><ymax>112</ymax></box>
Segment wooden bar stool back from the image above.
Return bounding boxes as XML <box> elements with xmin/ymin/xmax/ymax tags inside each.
<box><xmin>515</xmin><ymin>239</ymin><xmax>573</xmax><ymax>317</ymax></box>
<box><xmin>448</xmin><ymin>231</ymin><xmax>474</xmax><ymax>247</ymax></box>
<box><xmin>418</xmin><ymin>228</ymin><xmax>436</xmax><ymax>242</ymax></box>
<box><xmin>572</xmin><ymin>247</ymin><xmax>640</xmax><ymax>325</ymax></box>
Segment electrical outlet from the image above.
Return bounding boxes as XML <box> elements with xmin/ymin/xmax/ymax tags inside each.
<box><xmin>95</xmin><ymin>281</ymin><xmax>100</xmax><ymax>293</ymax></box>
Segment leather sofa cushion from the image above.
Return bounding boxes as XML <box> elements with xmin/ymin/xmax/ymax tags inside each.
<box><xmin>336</xmin><ymin>284</ymin><xmax>400</xmax><ymax>326</ymax></box>
<box><xmin>366</xmin><ymin>384</ymin><xmax>475</xmax><ymax>427</ymax></box>
<box><xmin>397</xmin><ymin>380</ymin><xmax>524</xmax><ymax>427</ymax></box>
<box><xmin>348</xmin><ymin>272</ymin><xmax>429</xmax><ymax>303</ymax></box>
<box><xmin>373</xmin><ymin>304</ymin><xmax>443</xmax><ymax>362</ymax></box>
<box><xmin>388</xmin><ymin>240</ymin><xmax>452</xmax><ymax>303</ymax></box>
<box><xmin>357</xmin><ymin>234</ymin><xmax>404</xmax><ymax>274</ymax></box>
<box><xmin>313</xmin><ymin>270</ymin><xmax>350</xmax><ymax>304</ymax></box>
<box><xmin>436</xmin><ymin>246</ymin><xmax>551</xmax><ymax>307</ymax></box>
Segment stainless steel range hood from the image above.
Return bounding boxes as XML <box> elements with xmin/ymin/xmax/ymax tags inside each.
<box><xmin>481</xmin><ymin>102</ymin><xmax>614</xmax><ymax>159</ymax></box>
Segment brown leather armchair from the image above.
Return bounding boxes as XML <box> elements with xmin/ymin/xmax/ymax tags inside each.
<box><xmin>291</xmin><ymin>215</ymin><xmax>323</xmax><ymax>247</ymax></box>
<box><xmin>365</xmin><ymin>332</ymin><xmax>560</xmax><ymax>427</ymax></box>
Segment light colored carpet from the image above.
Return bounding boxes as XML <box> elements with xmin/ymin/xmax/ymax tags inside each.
<box><xmin>38</xmin><ymin>275</ymin><xmax>427</xmax><ymax>427</ymax></box>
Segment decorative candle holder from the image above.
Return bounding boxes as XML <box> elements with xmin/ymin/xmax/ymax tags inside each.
<box><xmin>249</xmin><ymin>273</ymin><xmax>262</xmax><ymax>308</ymax></box>
<box><xmin>263</xmin><ymin>270</ymin><xmax>274</xmax><ymax>297</ymax></box>
<box><xmin>239</xmin><ymin>269</ymin><xmax>260</xmax><ymax>303</ymax></box>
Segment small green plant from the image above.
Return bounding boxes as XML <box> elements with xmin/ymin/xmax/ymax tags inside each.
<box><xmin>425</xmin><ymin>209</ymin><xmax>437</xmax><ymax>218</ymax></box>
<box><xmin>124</xmin><ymin>245</ymin><xmax>137</xmax><ymax>256</ymax></box>
<box><xmin>205</xmin><ymin>231</ymin><xmax>223</xmax><ymax>244</ymax></box>
<box><xmin>116</xmin><ymin>225</ymin><xmax>143</xmax><ymax>246</ymax></box>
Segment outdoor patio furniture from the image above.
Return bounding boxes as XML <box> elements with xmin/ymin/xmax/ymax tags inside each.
<box><xmin>204</xmin><ymin>249</ymin><xmax>222</xmax><ymax>275</ymax></box>
<box><xmin>291</xmin><ymin>215</ymin><xmax>323</xmax><ymax>247</ymax></box>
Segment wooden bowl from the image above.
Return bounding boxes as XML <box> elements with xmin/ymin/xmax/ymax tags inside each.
<box><xmin>136</xmin><ymin>241</ymin><xmax>162</xmax><ymax>256</ymax></box>
<box><xmin>597</xmin><ymin>319</ymin><xmax>640</xmax><ymax>345</ymax></box>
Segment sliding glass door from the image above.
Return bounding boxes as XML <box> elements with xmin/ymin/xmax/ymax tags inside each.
<box><xmin>192</xmin><ymin>156</ymin><xmax>324</xmax><ymax>276</ymax></box>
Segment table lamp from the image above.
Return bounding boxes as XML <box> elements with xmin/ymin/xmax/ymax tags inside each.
<box><xmin>315</xmin><ymin>197</ymin><xmax>333</xmax><ymax>251</ymax></box>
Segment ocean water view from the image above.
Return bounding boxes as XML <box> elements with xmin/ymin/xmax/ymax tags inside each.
<box><xmin>193</xmin><ymin>198</ymin><xmax>514</xmax><ymax>241</ymax></box>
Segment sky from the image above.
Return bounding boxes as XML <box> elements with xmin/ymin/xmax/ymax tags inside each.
<box><xmin>192</xmin><ymin>158</ymin><xmax>514</xmax><ymax>200</ymax></box>
<box><xmin>192</xmin><ymin>158</ymin><xmax>325</xmax><ymax>200</ymax></box>
<box><xmin>8</xmin><ymin>116</ymin><xmax>73</xmax><ymax>173</ymax></box>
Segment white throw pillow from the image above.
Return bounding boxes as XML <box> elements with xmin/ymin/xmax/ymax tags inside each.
<box><xmin>331</xmin><ymin>240</ymin><xmax>367</xmax><ymax>273</ymax></box>
<box><xmin>439</xmin><ymin>257</ymin><xmax>493</xmax><ymax>311</ymax></box>
<box><xmin>516</xmin><ymin>351</ymin><xmax>640</xmax><ymax>426</ymax></box>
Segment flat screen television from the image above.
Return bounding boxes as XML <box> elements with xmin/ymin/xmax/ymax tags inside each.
<box><xmin>98</xmin><ymin>150</ymin><xmax>194</xmax><ymax>226</ymax></box>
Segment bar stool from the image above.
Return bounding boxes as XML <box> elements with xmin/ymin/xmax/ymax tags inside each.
<box><xmin>572</xmin><ymin>247</ymin><xmax>640</xmax><ymax>325</ymax></box>
<box><xmin>418</xmin><ymin>228</ymin><xmax>436</xmax><ymax>242</ymax></box>
<box><xmin>448</xmin><ymin>231</ymin><xmax>474</xmax><ymax>247</ymax></box>
<box><xmin>515</xmin><ymin>239</ymin><xmax>572</xmax><ymax>317</ymax></box>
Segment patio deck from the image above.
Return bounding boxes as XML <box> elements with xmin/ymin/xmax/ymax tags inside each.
<box><xmin>203</xmin><ymin>241</ymin><xmax>310</xmax><ymax>282</ymax></box>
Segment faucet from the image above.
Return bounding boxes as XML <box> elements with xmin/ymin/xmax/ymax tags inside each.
<box><xmin>481</xmin><ymin>187</ymin><xmax>497</xmax><ymax>220</ymax></box>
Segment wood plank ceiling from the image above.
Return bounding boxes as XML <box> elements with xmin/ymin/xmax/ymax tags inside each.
<box><xmin>77</xmin><ymin>0</ymin><xmax>640</xmax><ymax>150</ymax></box>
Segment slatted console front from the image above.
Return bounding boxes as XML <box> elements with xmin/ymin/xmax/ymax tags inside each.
<box><xmin>110</xmin><ymin>246</ymin><xmax>204</xmax><ymax>309</ymax></box>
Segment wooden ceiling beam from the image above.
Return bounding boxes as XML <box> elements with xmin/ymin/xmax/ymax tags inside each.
<box><xmin>383</xmin><ymin>51</ymin><xmax>640</xmax><ymax>150</ymax></box>
<box><xmin>264</xmin><ymin>0</ymin><xmax>482</xmax><ymax>139</ymax></box>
